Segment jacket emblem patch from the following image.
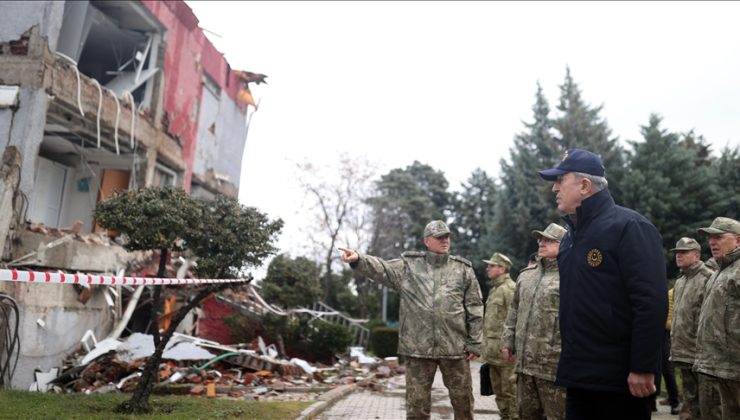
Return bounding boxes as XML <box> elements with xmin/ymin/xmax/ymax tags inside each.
<box><xmin>586</xmin><ymin>249</ymin><xmax>603</xmax><ymax>267</ymax></box>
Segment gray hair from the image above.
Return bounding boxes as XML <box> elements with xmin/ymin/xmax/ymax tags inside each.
<box><xmin>573</xmin><ymin>172</ymin><xmax>608</xmax><ymax>192</ymax></box>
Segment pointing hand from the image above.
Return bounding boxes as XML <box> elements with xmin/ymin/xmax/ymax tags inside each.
<box><xmin>337</xmin><ymin>247</ymin><xmax>359</xmax><ymax>263</ymax></box>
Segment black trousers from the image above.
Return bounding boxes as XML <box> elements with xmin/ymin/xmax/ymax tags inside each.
<box><xmin>565</xmin><ymin>387</ymin><xmax>652</xmax><ymax>420</ymax></box>
<box><xmin>653</xmin><ymin>330</ymin><xmax>679</xmax><ymax>407</ymax></box>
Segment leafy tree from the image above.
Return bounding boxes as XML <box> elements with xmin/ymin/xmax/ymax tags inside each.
<box><xmin>323</xmin><ymin>268</ymin><xmax>361</xmax><ymax>317</ymax></box>
<box><xmin>261</xmin><ymin>254</ymin><xmax>322</xmax><ymax>309</ymax></box>
<box><xmin>621</xmin><ymin>115</ymin><xmax>720</xmax><ymax>277</ymax></box>
<box><xmin>554</xmin><ymin>67</ymin><xmax>626</xmax><ymax>201</ymax></box>
<box><xmin>492</xmin><ymin>83</ymin><xmax>562</xmax><ymax>269</ymax></box>
<box><xmin>186</xmin><ymin>195</ymin><xmax>284</xmax><ymax>278</ymax></box>
<box><xmin>95</xmin><ymin>187</ymin><xmax>282</xmax><ymax>414</ymax></box>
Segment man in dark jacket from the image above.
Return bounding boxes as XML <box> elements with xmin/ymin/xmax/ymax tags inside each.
<box><xmin>538</xmin><ymin>149</ymin><xmax>668</xmax><ymax>420</ymax></box>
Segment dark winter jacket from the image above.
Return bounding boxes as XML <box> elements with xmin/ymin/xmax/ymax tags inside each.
<box><xmin>556</xmin><ymin>189</ymin><xmax>668</xmax><ymax>393</ymax></box>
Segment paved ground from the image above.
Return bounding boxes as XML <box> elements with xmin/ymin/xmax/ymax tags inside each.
<box><xmin>314</xmin><ymin>360</ymin><xmax>679</xmax><ymax>419</ymax></box>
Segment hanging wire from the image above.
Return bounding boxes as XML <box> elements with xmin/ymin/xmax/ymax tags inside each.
<box><xmin>54</xmin><ymin>52</ymin><xmax>85</xmax><ymax>117</ymax></box>
<box><xmin>0</xmin><ymin>294</ymin><xmax>20</xmax><ymax>389</ymax></box>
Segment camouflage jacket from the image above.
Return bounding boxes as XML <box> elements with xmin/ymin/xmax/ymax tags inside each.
<box><xmin>694</xmin><ymin>247</ymin><xmax>740</xmax><ymax>380</ymax></box>
<box><xmin>483</xmin><ymin>273</ymin><xmax>516</xmax><ymax>366</ymax></box>
<box><xmin>501</xmin><ymin>258</ymin><xmax>561</xmax><ymax>380</ymax></box>
<box><xmin>670</xmin><ymin>261</ymin><xmax>713</xmax><ymax>364</ymax></box>
<box><xmin>353</xmin><ymin>251</ymin><xmax>483</xmax><ymax>359</ymax></box>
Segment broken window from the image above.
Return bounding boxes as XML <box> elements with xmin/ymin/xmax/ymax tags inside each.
<box><xmin>153</xmin><ymin>163</ymin><xmax>177</xmax><ymax>188</ymax></box>
<box><xmin>56</xmin><ymin>0</ymin><xmax>164</xmax><ymax>110</ymax></box>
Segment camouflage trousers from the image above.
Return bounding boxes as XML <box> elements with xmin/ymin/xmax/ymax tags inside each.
<box><xmin>675</xmin><ymin>362</ymin><xmax>699</xmax><ymax>419</ymax></box>
<box><xmin>489</xmin><ymin>363</ymin><xmax>518</xmax><ymax>420</ymax></box>
<box><xmin>517</xmin><ymin>374</ymin><xmax>566</xmax><ymax>420</ymax></box>
<box><xmin>697</xmin><ymin>373</ymin><xmax>722</xmax><ymax>420</ymax></box>
<box><xmin>405</xmin><ymin>357</ymin><xmax>474</xmax><ymax>420</ymax></box>
<box><xmin>717</xmin><ymin>378</ymin><xmax>740</xmax><ymax>420</ymax></box>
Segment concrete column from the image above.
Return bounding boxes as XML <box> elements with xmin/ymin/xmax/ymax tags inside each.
<box><xmin>0</xmin><ymin>146</ymin><xmax>21</xmax><ymax>257</ymax></box>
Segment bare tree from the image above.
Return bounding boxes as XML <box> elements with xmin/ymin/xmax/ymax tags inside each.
<box><xmin>296</xmin><ymin>153</ymin><xmax>377</xmax><ymax>305</ymax></box>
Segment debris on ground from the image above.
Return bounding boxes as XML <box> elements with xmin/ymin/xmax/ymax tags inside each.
<box><xmin>42</xmin><ymin>331</ymin><xmax>403</xmax><ymax>402</ymax></box>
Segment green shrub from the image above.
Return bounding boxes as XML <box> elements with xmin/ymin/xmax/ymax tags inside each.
<box><xmin>369</xmin><ymin>326</ymin><xmax>398</xmax><ymax>358</ymax></box>
<box><xmin>223</xmin><ymin>313</ymin><xmax>259</xmax><ymax>344</ymax></box>
<box><xmin>306</xmin><ymin>321</ymin><xmax>353</xmax><ymax>360</ymax></box>
<box><xmin>260</xmin><ymin>314</ymin><xmax>353</xmax><ymax>363</ymax></box>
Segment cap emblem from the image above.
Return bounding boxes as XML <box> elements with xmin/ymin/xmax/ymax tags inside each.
<box><xmin>586</xmin><ymin>249</ymin><xmax>603</xmax><ymax>268</ymax></box>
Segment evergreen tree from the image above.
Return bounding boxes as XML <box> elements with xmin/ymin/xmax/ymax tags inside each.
<box><xmin>491</xmin><ymin>83</ymin><xmax>562</xmax><ymax>269</ymax></box>
<box><xmin>621</xmin><ymin>115</ymin><xmax>720</xmax><ymax>277</ymax></box>
<box><xmin>449</xmin><ymin>168</ymin><xmax>498</xmax><ymax>299</ymax></box>
<box><xmin>554</xmin><ymin>67</ymin><xmax>626</xmax><ymax>201</ymax></box>
<box><xmin>366</xmin><ymin>161</ymin><xmax>451</xmax><ymax>258</ymax></box>
<box><xmin>711</xmin><ymin>145</ymin><xmax>740</xmax><ymax>219</ymax></box>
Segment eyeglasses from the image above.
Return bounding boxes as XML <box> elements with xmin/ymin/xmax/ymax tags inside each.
<box><xmin>537</xmin><ymin>237</ymin><xmax>559</xmax><ymax>244</ymax></box>
<box><xmin>708</xmin><ymin>233</ymin><xmax>738</xmax><ymax>240</ymax></box>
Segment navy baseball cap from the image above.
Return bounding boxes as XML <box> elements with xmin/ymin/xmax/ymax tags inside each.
<box><xmin>538</xmin><ymin>149</ymin><xmax>605</xmax><ymax>181</ymax></box>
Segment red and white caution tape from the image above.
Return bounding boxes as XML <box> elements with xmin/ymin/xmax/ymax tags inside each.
<box><xmin>0</xmin><ymin>269</ymin><xmax>248</xmax><ymax>286</ymax></box>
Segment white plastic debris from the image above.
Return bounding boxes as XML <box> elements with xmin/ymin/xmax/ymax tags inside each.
<box><xmin>290</xmin><ymin>357</ymin><xmax>317</xmax><ymax>374</ymax></box>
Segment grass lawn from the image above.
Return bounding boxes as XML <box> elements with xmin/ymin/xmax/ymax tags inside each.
<box><xmin>0</xmin><ymin>391</ymin><xmax>313</xmax><ymax>419</ymax></box>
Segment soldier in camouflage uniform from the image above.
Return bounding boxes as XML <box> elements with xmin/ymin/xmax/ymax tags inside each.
<box><xmin>501</xmin><ymin>223</ymin><xmax>567</xmax><ymax>420</ymax></box>
<box><xmin>339</xmin><ymin>220</ymin><xmax>483</xmax><ymax>420</ymax></box>
<box><xmin>669</xmin><ymin>237</ymin><xmax>717</xmax><ymax>420</ymax></box>
<box><xmin>694</xmin><ymin>217</ymin><xmax>740</xmax><ymax>420</ymax></box>
<box><xmin>482</xmin><ymin>252</ymin><xmax>519</xmax><ymax>420</ymax></box>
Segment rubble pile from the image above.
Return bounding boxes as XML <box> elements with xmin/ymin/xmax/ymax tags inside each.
<box><xmin>36</xmin><ymin>332</ymin><xmax>403</xmax><ymax>403</ymax></box>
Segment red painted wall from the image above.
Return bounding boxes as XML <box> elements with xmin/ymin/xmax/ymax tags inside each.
<box><xmin>140</xmin><ymin>0</ymin><xmax>245</xmax><ymax>191</ymax></box>
<box><xmin>198</xmin><ymin>296</ymin><xmax>237</xmax><ymax>345</ymax></box>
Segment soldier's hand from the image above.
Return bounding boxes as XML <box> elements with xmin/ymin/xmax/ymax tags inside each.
<box><xmin>465</xmin><ymin>351</ymin><xmax>478</xmax><ymax>361</ymax></box>
<box><xmin>337</xmin><ymin>247</ymin><xmax>359</xmax><ymax>264</ymax></box>
<box><xmin>501</xmin><ymin>348</ymin><xmax>515</xmax><ymax>363</ymax></box>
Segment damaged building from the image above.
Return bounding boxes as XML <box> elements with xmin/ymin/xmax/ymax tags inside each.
<box><xmin>0</xmin><ymin>0</ymin><xmax>263</xmax><ymax>389</ymax></box>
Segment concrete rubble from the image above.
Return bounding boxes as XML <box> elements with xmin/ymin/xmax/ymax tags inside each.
<box><xmin>41</xmin><ymin>331</ymin><xmax>404</xmax><ymax>403</ymax></box>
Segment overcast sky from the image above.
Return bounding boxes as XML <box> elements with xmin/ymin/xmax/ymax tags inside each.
<box><xmin>187</xmin><ymin>1</ymin><xmax>740</xmax><ymax>269</ymax></box>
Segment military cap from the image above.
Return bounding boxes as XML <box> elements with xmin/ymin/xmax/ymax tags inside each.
<box><xmin>697</xmin><ymin>217</ymin><xmax>740</xmax><ymax>236</ymax></box>
<box><xmin>538</xmin><ymin>148</ymin><xmax>606</xmax><ymax>180</ymax></box>
<box><xmin>531</xmin><ymin>223</ymin><xmax>567</xmax><ymax>241</ymax></box>
<box><xmin>482</xmin><ymin>252</ymin><xmax>512</xmax><ymax>269</ymax></box>
<box><xmin>423</xmin><ymin>220</ymin><xmax>451</xmax><ymax>238</ymax></box>
<box><xmin>670</xmin><ymin>237</ymin><xmax>701</xmax><ymax>252</ymax></box>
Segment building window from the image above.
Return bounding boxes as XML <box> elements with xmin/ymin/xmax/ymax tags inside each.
<box><xmin>153</xmin><ymin>163</ymin><xmax>177</xmax><ymax>188</ymax></box>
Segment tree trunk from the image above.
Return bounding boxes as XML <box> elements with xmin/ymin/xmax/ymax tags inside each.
<box><xmin>116</xmin><ymin>274</ymin><xmax>234</xmax><ymax>413</ymax></box>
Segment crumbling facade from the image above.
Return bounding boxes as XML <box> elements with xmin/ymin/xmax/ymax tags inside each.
<box><xmin>0</xmin><ymin>0</ymin><xmax>261</xmax><ymax>389</ymax></box>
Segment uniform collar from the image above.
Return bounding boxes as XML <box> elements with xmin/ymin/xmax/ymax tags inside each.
<box><xmin>682</xmin><ymin>261</ymin><xmax>705</xmax><ymax>276</ymax></box>
<box><xmin>717</xmin><ymin>247</ymin><xmax>740</xmax><ymax>270</ymax></box>
<box><xmin>490</xmin><ymin>273</ymin><xmax>511</xmax><ymax>287</ymax></box>
<box><xmin>564</xmin><ymin>188</ymin><xmax>615</xmax><ymax>229</ymax></box>
<box><xmin>541</xmin><ymin>257</ymin><xmax>558</xmax><ymax>271</ymax></box>
<box><xmin>425</xmin><ymin>251</ymin><xmax>449</xmax><ymax>267</ymax></box>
